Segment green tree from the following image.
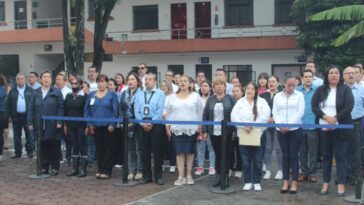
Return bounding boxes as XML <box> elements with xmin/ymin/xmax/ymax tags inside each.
<box><xmin>62</xmin><ymin>0</ymin><xmax>85</xmax><ymax>76</ymax></box>
<box><xmin>310</xmin><ymin>5</ymin><xmax>364</xmax><ymax>47</ymax></box>
<box><xmin>92</xmin><ymin>0</ymin><xmax>121</xmax><ymax>73</ymax></box>
<box><xmin>291</xmin><ymin>0</ymin><xmax>364</xmax><ymax>71</ymax></box>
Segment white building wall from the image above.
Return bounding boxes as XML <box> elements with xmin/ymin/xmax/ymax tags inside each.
<box><xmin>85</xmin><ymin>49</ymin><xmax>303</xmax><ymax>82</ymax></box>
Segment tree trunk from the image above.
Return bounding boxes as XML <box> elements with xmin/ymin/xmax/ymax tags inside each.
<box><xmin>74</xmin><ymin>0</ymin><xmax>85</xmax><ymax>76</ymax></box>
<box><xmin>62</xmin><ymin>0</ymin><xmax>76</xmax><ymax>73</ymax></box>
<box><xmin>92</xmin><ymin>3</ymin><xmax>115</xmax><ymax>73</ymax></box>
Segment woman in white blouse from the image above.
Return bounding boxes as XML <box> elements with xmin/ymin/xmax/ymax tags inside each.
<box><xmin>165</xmin><ymin>75</ymin><xmax>204</xmax><ymax>186</ymax></box>
<box><xmin>272</xmin><ymin>74</ymin><xmax>304</xmax><ymax>194</ymax></box>
<box><xmin>231</xmin><ymin>82</ymin><xmax>270</xmax><ymax>191</ymax></box>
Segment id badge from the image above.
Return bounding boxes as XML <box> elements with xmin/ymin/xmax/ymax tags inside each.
<box><xmin>90</xmin><ymin>98</ymin><xmax>95</xmax><ymax>106</ymax></box>
<box><xmin>144</xmin><ymin>106</ymin><xmax>150</xmax><ymax>115</ymax></box>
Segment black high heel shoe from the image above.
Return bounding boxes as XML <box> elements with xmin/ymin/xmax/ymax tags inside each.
<box><xmin>280</xmin><ymin>185</ymin><xmax>290</xmax><ymax>194</ymax></box>
<box><xmin>320</xmin><ymin>185</ymin><xmax>330</xmax><ymax>195</ymax></box>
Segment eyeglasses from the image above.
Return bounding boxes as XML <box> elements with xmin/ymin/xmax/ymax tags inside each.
<box><xmin>138</xmin><ymin>67</ymin><xmax>145</xmax><ymax>70</ymax></box>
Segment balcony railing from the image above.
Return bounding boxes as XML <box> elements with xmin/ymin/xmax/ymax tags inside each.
<box><xmin>106</xmin><ymin>25</ymin><xmax>297</xmax><ymax>42</ymax></box>
<box><xmin>0</xmin><ymin>17</ymin><xmax>95</xmax><ymax>31</ymax></box>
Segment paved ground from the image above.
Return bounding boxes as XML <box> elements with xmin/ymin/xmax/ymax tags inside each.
<box><xmin>128</xmin><ymin>174</ymin><xmax>358</xmax><ymax>205</ymax></box>
<box><xmin>0</xmin><ymin>126</ymin><xmax>361</xmax><ymax>205</ymax></box>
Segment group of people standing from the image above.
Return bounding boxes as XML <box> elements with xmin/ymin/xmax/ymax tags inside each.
<box><xmin>0</xmin><ymin>61</ymin><xmax>362</xmax><ymax>197</ymax></box>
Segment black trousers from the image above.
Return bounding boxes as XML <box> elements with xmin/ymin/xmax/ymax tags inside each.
<box><xmin>113</xmin><ymin>127</ymin><xmax>123</xmax><ymax>165</ymax></box>
<box><xmin>94</xmin><ymin>126</ymin><xmax>115</xmax><ymax>175</ymax></box>
<box><xmin>211</xmin><ymin>134</ymin><xmax>233</xmax><ymax>175</ymax></box>
<box><xmin>231</xmin><ymin>137</ymin><xmax>242</xmax><ymax>171</ymax></box>
<box><xmin>68</xmin><ymin>126</ymin><xmax>87</xmax><ymax>156</ymax></box>
<box><xmin>13</xmin><ymin>113</ymin><xmax>34</xmax><ymax>156</ymax></box>
<box><xmin>141</xmin><ymin>124</ymin><xmax>164</xmax><ymax>180</ymax></box>
<box><xmin>41</xmin><ymin>139</ymin><xmax>61</xmax><ymax>170</ymax></box>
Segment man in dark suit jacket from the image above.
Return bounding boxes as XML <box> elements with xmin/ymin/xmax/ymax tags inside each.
<box><xmin>6</xmin><ymin>73</ymin><xmax>34</xmax><ymax>158</ymax></box>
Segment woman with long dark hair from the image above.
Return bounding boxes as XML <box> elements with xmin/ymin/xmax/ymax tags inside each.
<box><xmin>260</xmin><ymin>75</ymin><xmax>283</xmax><ymax>180</ymax></box>
<box><xmin>312</xmin><ymin>65</ymin><xmax>354</xmax><ymax>196</ymax></box>
<box><xmin>120</xmin><ymin>72</ymin><xmax>144</xmax><ymax>181</ymax></box>
<box><xmin>231</xmin><ymin>82</ymin><xmax>270</xmax><ymax>191</ymax></box>
<box><xmin>195</xmin><ymin>81</ymin><xmax>216</xmax><ymax>176</ymax></box>
<box><xmin>257</xmin><ymin>73</ymin><xmax>269</xmax><ymax>95</ymax></box>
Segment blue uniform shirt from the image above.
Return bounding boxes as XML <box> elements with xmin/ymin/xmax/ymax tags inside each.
<box><xmin>134</xmin><ymin>87</ymin><xmax>165</xmax><ymax>121</ymax></box>
<box><xmin>297</xmin><ymin>85</ymin><xmax>317</xmax><ymax>130</ymax></box>
<box><xmin>350</xmin><ymin>83</ymin><xmax>364</xmax><ymax>120</ymax></box>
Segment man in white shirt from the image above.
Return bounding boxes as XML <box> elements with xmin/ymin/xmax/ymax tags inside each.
<box><xmin>195</xmin><ymin>71</ymin><xmax>206</xmax><ymax>92</ymax></box>
<box><xmin>306</xmin><ymin>62</ymin><xmax>323</xmax><ymax>87</ymax></box>
<box><xmin>87</xmin><ymin>67</ymin><xmax>98</xmax><ymax>92</ymax></box>
<box><xmin>138</xmin><ymin>63</ymin><xmax>148</xmax><ymax>87</ymax></box>
<box><xmin>215</xmin><ymin>68</ymin><xmax>233</xmax><ymax>95</ymax></box>
<box><xmin>55</xmin><ymin>73</ymin><xmax>72</xmax><ymax>100</ymax></box>
<box><xmin>28</xmin><ymin>72</ymin><xmax>41</xmax><ymax>90</ymax></box>
<box><xmin>164</xmin><ymin>70</ymin><xmax>178</xmax><ymax>93</ymax></box>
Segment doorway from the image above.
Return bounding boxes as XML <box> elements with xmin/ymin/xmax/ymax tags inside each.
<box><xmin>171</xmin><ymin>3</ymin><xmax>187</xmax><ymax>39</ymax></box>
<box><xmin>195</xmin><ymin>2</ymin><xmax>211</xmax><ymax>38</ymax></box>
<box><xmin>14</xmin><ymin>1</ymin><xmax>27</xmax><ymax>29</ymax></box>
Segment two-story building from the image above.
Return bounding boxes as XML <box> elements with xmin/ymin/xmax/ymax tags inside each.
<box><xmin>0</xmin><ymin>0</ymin><xmax>305</xmax><ymax>84</ymax></box>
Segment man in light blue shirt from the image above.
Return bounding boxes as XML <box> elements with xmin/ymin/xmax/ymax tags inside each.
<box><xmin>343</xmin><ymin>66</ymin><xmax>364</xmax><ymax>184</ymax></box>
<box><xmin>6</xmin><ymin>73</ymin><xmax>34</xmax><ymax>158</ymax></box>
<box><xmin>297</xmin><ymin>69</ymin><xmax>319</xmax><ymax>182</ymax></box>
<box><xmin>134</xmin><ymin>73</ymin><xmax>165</xmax><ymax>185</ymax></box>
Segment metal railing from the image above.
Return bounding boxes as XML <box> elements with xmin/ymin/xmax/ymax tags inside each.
<box><xmin>106</xmin><ymin>25</ymin><xmax>297</xmax><ymax>41</ymax></box>
<box><xmin>0</xmin><ymin>17</ymin><xmax>95</xmax><ymax>31</ymax></box>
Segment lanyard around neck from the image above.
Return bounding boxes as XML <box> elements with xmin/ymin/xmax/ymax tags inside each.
<box><xmin>144</xmin><ymin>91</ymin><xmax>155</xmax><ymax>104</ymax></box>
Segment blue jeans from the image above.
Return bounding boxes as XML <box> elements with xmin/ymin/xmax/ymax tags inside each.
<box><xmin>128</xmin><ymin>128</ymin><xmax>143</xmax><ymax>173</ymax></box>
<box><xmin>321</xmin><ymin>129</ymin><xmax>348</xmax><ymax>184</ymax></box>
<box><xmin>87</xmin><ymin>136</ymin><xmax>96</xmax><ymax>162</ymax></box>
<box><xmin>197</xmin><ymin>136</ymin><xmax>215</xmax><ymax>168</ymax></box>
<box><xmin>277</xmin><ymin>129</ymin><xmax>303</xmax><ymax>181</ymax></box>
<box><xmin>240</xmin><ymin>145</ymin><xmax>262</xmax><ymax>183</ymax></box>
<box><xmin>264</xmin><ymin>128</ymin><xmax>282</xmax><ymax>171</ymax></box>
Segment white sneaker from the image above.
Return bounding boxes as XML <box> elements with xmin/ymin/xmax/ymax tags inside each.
<box><xmin>195</xmin><ymin>167</ymin><xmax>204</xmax><ymax>175</ymax></box>
<box><xmin>274</xmin><ymin>170</ymin><xmax>283</xmax><ymax>180</ymax></box>
<box><xmin>174</xmin><ymin>177</ymin><xmax>187</xmax><ymax>186</ymax></box>
<box><xmin>169</xmin><ymin>166</ymin><xmax>176</xmax><ymax>173</ymax></box>
<box><xmin>263</xmin><ymin>170</ymin><xmax>271</xmax><ymax>180</ymax></box>
<box><xmin>187</xmin><ymin>176</ymin><xmax>194</xmax><ymax>185</ymax></box>
<box><xmin>254</xmin><ymin>184</ymin><xmax>262</xmax><ymax>191</ymax></box>
<box><xmin>208</xmin><ymin>167</ymin><xmax>216</xmax><ymax>175</ymax></box>
<box><xmin>134</xmin><ymin>173</ymin><xmax>143</xmax><ymax>180</ymax></box>
<box><xmin>127</xmin><ymin>173</ymin><xmax>134</xmax><ymax>180</ymax></box>
<box><xmin>262</xmin><ymin>163</ymin><xmax>267</xmax><ymax>172</ymax></box>
<box><xmin>234</xmin><ymin>171</ymin><xmax>242</xmax><ymax>178</ymax></box>
<box><xmin>242</xmin><ymin>183</ymin><xmax>253</xmax><ymax>191</ymax></box>
<box><xmin>115</xmin><ymin>164</ymin><xmax>122</xmax><ymax>168</ymax></box>
<box><xmin>229</xmin><ymin>169</ymin><xmax>233</xmax><ymax>177</ymax></box>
